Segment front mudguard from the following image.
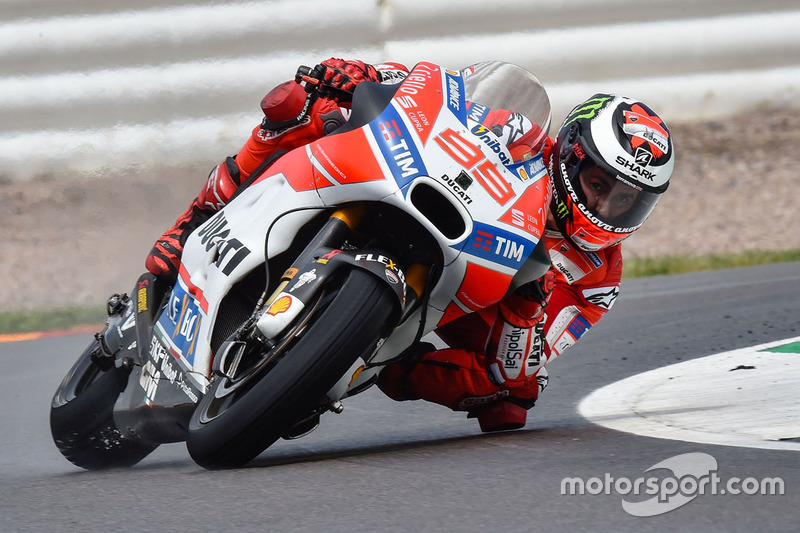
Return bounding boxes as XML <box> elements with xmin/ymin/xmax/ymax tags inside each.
<box><xmin>256</xmin><ymin>248</ymin><xmax>406</xmax><ymax>340</ymax></box>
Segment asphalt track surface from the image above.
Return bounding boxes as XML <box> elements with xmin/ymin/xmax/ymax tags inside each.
<box><xmin>1</xmin><ymin>262</ymin><xmax>798</xmax><ymax>532</ymax></box>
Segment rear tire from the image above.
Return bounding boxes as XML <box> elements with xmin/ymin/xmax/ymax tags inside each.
<box><xmin>50</xmin><ymin>339</ymin><xmax>158</xmax><ymax>470</ymax></box>
<box><xmin>187</xmin><ymin>268</ymin><xmax>397</xmax><ymax>469</ymax></box>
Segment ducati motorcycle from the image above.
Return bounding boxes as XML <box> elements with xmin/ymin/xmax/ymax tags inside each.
<box><xmin>50</xmin><ymin>60</ymin><xmax>553</xmax><ymax>469</ymax></box>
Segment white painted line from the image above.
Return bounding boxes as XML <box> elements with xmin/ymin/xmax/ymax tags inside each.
<box><xmin>385</xmin><ymin>10</ymin><xmax>800</xmax><ymax>77</ymax></box>
<box><xmin>0</xmin><ymin>113</ymin><xmax>256</xmax><ymax>177</ymax></box>
<box><xmin>5</xmin><ymin>10</ymin><xmax>799</xmax><ymax>111</ymax></box>
<box><xmin>0</xmin><ymin>0</ymin><xmax>373</xmax><ymax>56</ymax></box>
<box><xmin>579</xmin><ymin>337</ymin><xmax>800</xmax><ymax>451</ymax></box>
<box><xmin>0</xmin><ymin>50</ymin><xmax>375</xmax><ymax>111</ymax></box>
<box><xmin>4</xmin><ymin>64</ymin><xmax>799</xmax><ymax>181</ymax></box>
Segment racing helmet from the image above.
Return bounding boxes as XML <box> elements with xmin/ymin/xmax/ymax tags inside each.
<box><xmin>549</xmin><ymin>94</ymin><xmax>674</xmax><ymax>251</ymax></box>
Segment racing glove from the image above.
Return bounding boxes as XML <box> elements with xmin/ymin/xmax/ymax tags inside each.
<box><xmin>296</xmin><ymin>58</ymin><xmax>381</xmax><ymax>103</ymax></box>
<box><xmin>484</xmin><ymin>270</ymin><xmax>556</xmax><ymax>387</ymax></box>
<box><xmin>320</xmin><ymin>58</ymin><xmax>381</xmax><ymax>93</ymax></box>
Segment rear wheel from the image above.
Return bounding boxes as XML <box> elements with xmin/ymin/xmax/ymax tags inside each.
<box><xmin>50</xmin><ymin>339</ymin><xmax>158</xmax><ymax>470</ymax></box>
<box><xmin>187</xmin><ymin>268</ymin><xmax>398</xmax><ymax>469</ymax></box>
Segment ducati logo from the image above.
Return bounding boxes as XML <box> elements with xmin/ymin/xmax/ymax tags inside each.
<box><xmin>622</xmin><ymin>104</ymin><xmax>670</xmax><ymax>159</ymax></box>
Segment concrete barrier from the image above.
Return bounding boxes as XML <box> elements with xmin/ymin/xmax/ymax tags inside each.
<box><xmin>1</xmin><ymin>0</ymin><xmax>798</xmax><ymax>180</ymax></box>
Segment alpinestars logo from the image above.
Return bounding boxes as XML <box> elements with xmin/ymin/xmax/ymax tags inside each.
<box><xmin>582</xmin><ymin>286</ymin><xmax>619</xmax><ymax>309</ymax></box>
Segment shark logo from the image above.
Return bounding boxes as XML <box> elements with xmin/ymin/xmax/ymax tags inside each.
<box><xmin>634</xmin><ymin>147</ymin><xmax>653</xmax><ymax>166</ymax></box>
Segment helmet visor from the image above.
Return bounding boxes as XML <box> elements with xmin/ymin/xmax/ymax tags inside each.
<box><xmin>570</xmin><ymin>159</ymin><xmax>660</xmax><ymax>232</ymax></box>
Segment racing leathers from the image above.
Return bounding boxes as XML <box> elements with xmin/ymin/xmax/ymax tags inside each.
<box><xmin>145</xmin><ymin>58</ymin><xmax>623</xmax><ymax>433</ymax></box>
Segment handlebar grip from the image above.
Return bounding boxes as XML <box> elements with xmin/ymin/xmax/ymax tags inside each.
<box><xmin>295</xmin><ymin>65</ymin><xmax>312</xmax><ymax>81</ymax></box>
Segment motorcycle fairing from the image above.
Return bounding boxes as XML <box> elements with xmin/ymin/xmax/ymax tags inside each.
<box><xmin>444</xmin><ymin>69</ymin><xmax>467</xmax><ymax>126</ymax></box>
<box><xmin>110</xmin><ymin>278</ymin><xmax>205</xmax><ymax>444</ymax></box>
<box><xmin>176</xmin><ymin>173</ymin><xmax>328</xmax><ymax>382</ymax></box>
<box><xmin>175</xmin><ymin>60</ymin><xmax>552</xmax><ymax>385</ymax></box>
<box><xmin>367</xmin><ymin>103</ymin><xmax>428</xmax><ymax>191</ymax></box>
<box><xmin>307</xmin><ymin>128</ymin><xmax>387</xmax><ymax>186</ymax></box>
<box><xmin>309</xmin><ymin>62</ymin><xmax>552</xmax><ymax>337</ymax></box>
<box><xmin>393</xmin><ymin>62</ymin><xmax>444</xmax><ymax>145</ymax></box>
<box><xmin>456</xmin><ymin>220</ymin><xmax>537</xmax><ymax>269</ymax></box>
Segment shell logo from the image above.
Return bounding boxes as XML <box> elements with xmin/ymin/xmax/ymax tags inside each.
<box><xmin>266</xmin><ymin>295</ymin><xmax>292</xmax><ymax>316</ymax></box>
<box><xmin>348</xmin><ymin>365</ymin><xmax>366</xmax><ymax>387</ymax></box>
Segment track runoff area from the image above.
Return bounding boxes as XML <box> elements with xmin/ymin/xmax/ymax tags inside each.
<box><xmin>579</xmin><ymin>336</ymin><xmax>800</xmax><ymax>451</ymax></box>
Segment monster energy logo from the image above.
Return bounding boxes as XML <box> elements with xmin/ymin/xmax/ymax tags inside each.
<box><xmin>556</xmin><ymin>201</ymin><xmax>569</xmax><ymax>219</ymax></box>
<box><xmin>562</xmin><ymin>96</ymin><xmax>613</xmax><ymax>127</ymax></box>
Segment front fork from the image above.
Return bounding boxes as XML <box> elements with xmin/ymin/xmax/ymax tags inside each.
<box><xmin>253</xmin><ymin>203</ymin><xmax>429</xmax><ymax>345</ymax></box>
<box><xmin>214</xmin><ymin>203</ymin><xmax>431</xmax><ymax>382</ymax></box>
<box><xmin>265</xmin><ymin>203</ymin><xmax>368</xmax><ymax>309</ymax></box>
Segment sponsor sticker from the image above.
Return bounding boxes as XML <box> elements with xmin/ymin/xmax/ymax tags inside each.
<box><xmin>583</xmin><ymin>286</ymin><xmax>620</xmax><ymax>309</ymax></box>
<box><xmin>155</xmin><ymin>280</ymin><xmax>203</xmax><ymax>366</ymax></box>
<box><xmin>460</xmin><ymin>221</ymin><xmax>534</xmax><ymax>269</ymax></box>
<box><xmin>136</xmin><ymin>279</ymin><xmax>149</xmax><ymax>313</ymax></box>
<box><xmin>267</xmin><ymin>295</ymin><xmax>293</xmax><ymax>316</ymax></box>
<box><xmin>385</xmin><ymin>268</ymin><xmax>400</xmax><ymax>284</ymax></box>
<box><xmin>290</xmin><ymin>269</ymin><xmax>317</xmax><ymax>293</ymax></box>
<box><xmin>445</xmin><ymin>71</ymin><xmax>466</xmax><ymax>124</ymax></box>
<box><xmin>369</xmin><ymin>104</ymin><xmax>428</xmax><ymax>189</ymax></box>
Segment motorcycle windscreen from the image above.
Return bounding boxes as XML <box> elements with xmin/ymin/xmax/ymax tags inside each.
<box><xmin>460</xmin><ymin>61</ymin><xmax>552</xmax><ymax>162</ymax></box>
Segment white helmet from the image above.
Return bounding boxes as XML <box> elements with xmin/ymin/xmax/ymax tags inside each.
<box><xmin>549</xmin><ymin>94</ymin><xmax>674</xmax><ymax>251</ymax></box>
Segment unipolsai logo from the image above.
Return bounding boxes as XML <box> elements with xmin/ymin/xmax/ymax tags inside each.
<box><xmin>561</xmin><ymin>452</ymin><xmax>785</xmax><ymax>517</ymax></box>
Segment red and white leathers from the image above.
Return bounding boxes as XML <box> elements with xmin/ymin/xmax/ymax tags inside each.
<box><xmin>146</xmin><ymin>58</ymin><xmax>622</xmax><ymax>433</ymax></box>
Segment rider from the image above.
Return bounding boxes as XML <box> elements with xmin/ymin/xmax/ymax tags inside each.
<box><xmin>145</xmin><ymin>58</ymin><xmax>675</xmax><ymax>433</ymax></box>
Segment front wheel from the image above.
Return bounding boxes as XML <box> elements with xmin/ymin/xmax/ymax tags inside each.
<box><xmin>187</xmin><ymin>268</ymin><xmax>398</xmax><ymax>469</ymax></box>
<box><xmin>50</xmin><ymin>339</ymin><xmax>158</xmax><ymax>470</ymax></box>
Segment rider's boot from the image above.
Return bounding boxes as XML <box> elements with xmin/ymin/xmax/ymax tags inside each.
<box><xmin>376</xmin><ymin>344</ymin><xmax>542</xmax><ymax>433</ymax></box>
<box><xmin>145</xmin><ymin>81</ymin><xmax>346</xmax><ymax>283</ymax></box>
<box><xmin>145</xmin><ymin>158</ymin><xmax>241</xmax><ymax>283</ymax></box>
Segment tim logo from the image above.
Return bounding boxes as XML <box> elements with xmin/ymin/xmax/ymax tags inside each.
<box><xmin>472</xmin><ymin>230</ymin><xmax>494</xmax><ymax>251</ymax></box>
<box><xmin>469</xmin><ymin>228</ymin><xmax>525</xmax><ymax>264</ymax></box>
<box><xmin>379</xmin><ymin>120</ymin><xmax>402</xmax><ymax>141</ymax></box>
<box><xmin>370</xmin><ymin>105</ymin><xmax>427</xmax><ymax>187</ymax></box>
<box><xmin>467</xmin><ymin>102</ymin><xmax>488</xmax><ymax>123</ymax></box>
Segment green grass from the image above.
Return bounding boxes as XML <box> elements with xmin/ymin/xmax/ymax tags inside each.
<box><xmin>0</xmin><ymin>305</ymin><xmax>107</xmax><ymax>335</ymax></box>
<box><xmin>0</xmin><ymin>250</ymin><xmax>797</xmax><ymax>336</ymax></box>
<box><xmin>623</xmin><ymin>249</ymin><xmax>800</xmax><ymax>278</ymax></box>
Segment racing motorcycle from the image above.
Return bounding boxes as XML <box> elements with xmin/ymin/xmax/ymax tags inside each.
<box><xmin>50</xmin><ymin>60</ymin><xmax>553</xmax><ymax>470</ymax></box>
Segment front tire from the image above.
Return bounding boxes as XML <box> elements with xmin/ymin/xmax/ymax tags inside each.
<box><xmin>187</xmin><ymin>268</ymin><xmax>398</xmax><ymax>469</ymax></box>
<box><xmin>50</xmin><ymin>339</ymin><xmax>158</xmax><ymax>470</ymax></box>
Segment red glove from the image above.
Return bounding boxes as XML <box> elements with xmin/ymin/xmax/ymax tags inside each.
<box><xmin>501</xmin><ymin>269</ymin><xmax>556</xmax><ymax>328</ymax></box>
<box><xmin>484</xmin><ymin>270</ymin><xmax>556</xmax><ymax>387</ymax></box>
<box><xmin>320</xmin><ymin>58</ymin><xmax>381</xmax><ymax>93</ymax></box>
